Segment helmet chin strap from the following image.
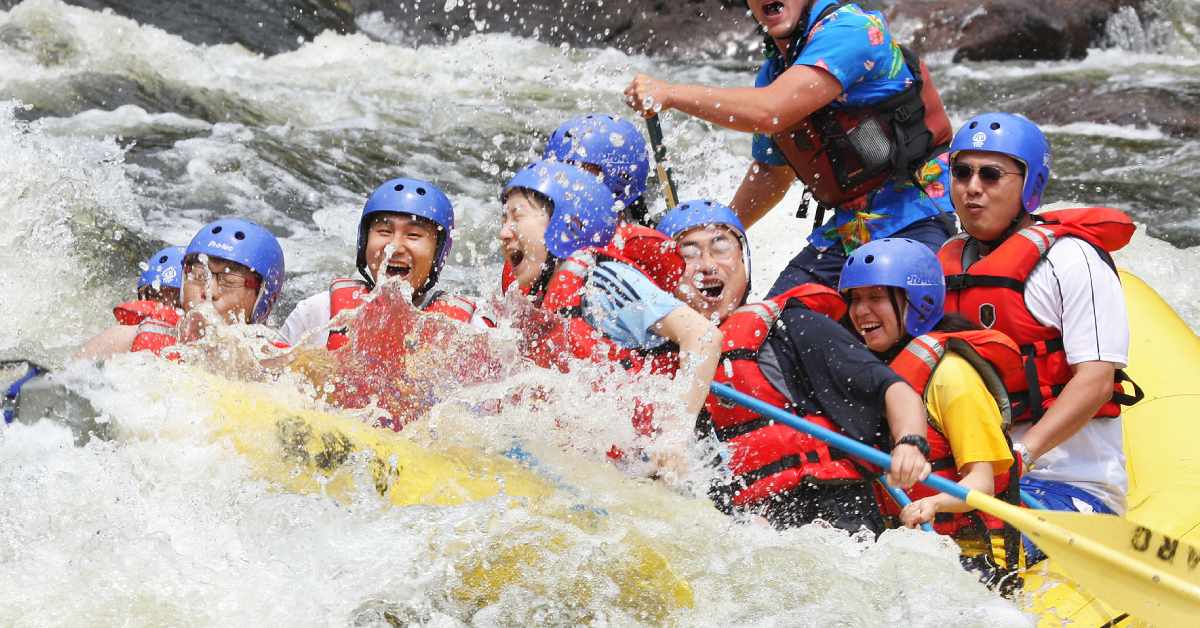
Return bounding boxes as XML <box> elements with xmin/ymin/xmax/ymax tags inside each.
<box><xmin>530</xmin><ymin>255</ymin><xmax>558</xmax><ymax>306</ymax></box>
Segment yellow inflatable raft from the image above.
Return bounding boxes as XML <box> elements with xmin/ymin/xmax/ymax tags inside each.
<box><xmin>1026</xmin><ymin>270</ymin><xmax>1200</xmax><ymax>625</ymax></box>
<box><xmin>201</xmin><ymin>379</ymin><xmax>695</xmax><ymax>622</ymax></box>
<box><xmin>196</xmin><ymin>269</ymin><xmax>1195</xmax><ymax>624</ymax></box>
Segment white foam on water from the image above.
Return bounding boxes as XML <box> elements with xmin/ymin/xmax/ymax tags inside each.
<box><xmin>38</xmin><ymin>104</ymin><xmax>211</xmax><ymax>137</ymax></box>
<box><xmin>0</xmin><ymin>101</ymin><xmax>142</xmax><ymax>364</ymax></box>
<box><xmin>0</xmin><ymin>355</ymin><xmax>1033</xmax><ymax>626</ymax></box>
<box><xmin>1040</xmin><ymin>122</ymin><xmax>1169</xmax><ymax>142</ymax></box>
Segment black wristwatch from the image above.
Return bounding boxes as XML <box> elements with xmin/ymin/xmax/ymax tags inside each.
<box><xmin>896</xmin><ymin>434</ymin><xmax>930</xmax><ymax>458</ymax></box>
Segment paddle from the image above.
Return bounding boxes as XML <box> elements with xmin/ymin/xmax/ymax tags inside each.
<box><xmin>709</xmin><ymin>382</ymin><xmax>1200</xmax><ymax>625</ymax></box>
<box><xmin>645</xmin><ymin>115</ymin><xmax>680</xmax><ymax>210</ymax></box>
<box><xmin>877</xmin><ymin>477</ymin><xmax>934</xmax><ymax>533</ymax></box>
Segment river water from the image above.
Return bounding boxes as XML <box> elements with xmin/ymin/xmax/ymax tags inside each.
<box><xmin>0</xmin><ymin>0</ymin><xmax>1196</xmax><ymax>625</ymax></box>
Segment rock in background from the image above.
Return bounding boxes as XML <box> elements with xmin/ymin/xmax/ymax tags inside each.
<box><xmin>28</xmin><ymin>0</ymin><xmax>1185</xmax><ymax>62</ymax></box>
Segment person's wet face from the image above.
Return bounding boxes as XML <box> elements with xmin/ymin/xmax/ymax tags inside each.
<box><xmin>950</xmin><ymin>151</ymin><xmax>1027</xmax><ymax>242</ymax></box>
<box><xmin>364</xmin><ymin>213</ymin><xmax>440</xmax><ymax>292</ymax></box>
<box><xmin>846</xmin><ymin>286</ymin><xmax>904</xmax><ymax>353</ymax></box>
<box><xmin>182</xmin><ymin>256</ymin><xmax>261</xmax><ymax>324</ymax></box>
<box><xmin>748</xmin><ymin>0</ymin><xmax>808</xmax><ymax>40</ymax></box>
<box><xmin>499</xmin><ymin>189</ymin><xmax>552</xmax><ymax>291</ymax></box>
<box><xmin>675</xmin><ymin>224</ymin><xmax>749</xmax><ymax>323</ymax></box>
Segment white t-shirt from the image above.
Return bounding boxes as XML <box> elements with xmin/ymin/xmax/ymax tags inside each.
<box><xmin>280</xmin><ymin>287</ymin><xmax>493</xmax><ymax>348</ymax></box>
<box><xmin>1011</xmin><ymin>236</ymin><xmax>1130</xmax><ymax>513</ymax></box>
<box><xmin>281</xmin><ymin>291</ymin><xmax>332</xmax><ymax>348</ymax></box>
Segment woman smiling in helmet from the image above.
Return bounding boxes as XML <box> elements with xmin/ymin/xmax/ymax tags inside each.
<box><xmin>281</xmin><ymin>177</ymin><xmax>491</xmax><ymax>350</ymax></box>
<box><xmin>839</xmin><ymin>237</ymin><xmax>1027</xmax><ymax>587</ymax></box>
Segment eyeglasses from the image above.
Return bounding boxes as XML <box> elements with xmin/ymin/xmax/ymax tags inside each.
<box><xmin>184</xmin><ymin>262</ymin><xmax>260</xmax><ymax>291</ymax></box>
<box><xmin>950</xmin><ymin>162</ymin><xmax>1023</xmax><ymax>184</ymax></box>
<box><xmin>679</xmin><ymin>235</ymin><xmax>742</xmax><ymax>263</ymax></box>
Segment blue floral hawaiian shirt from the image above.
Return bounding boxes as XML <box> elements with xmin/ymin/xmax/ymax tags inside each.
<box><xmin>751</xmin><ymin>0</ymin><xmax>954</xmax><ymax>254</ymax></box>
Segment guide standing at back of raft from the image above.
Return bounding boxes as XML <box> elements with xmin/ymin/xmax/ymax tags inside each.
<box><xmin>624</xmin><ymin>0</ymin><xmax>956</xmax><ymax>293</ymax></box>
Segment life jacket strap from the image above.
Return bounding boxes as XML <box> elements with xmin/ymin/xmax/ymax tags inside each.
<box><xmin>735</xmin><ymin>452</ymin><xmax>822</xmax><ymax>490</ymax></box>
<box><xmin>719</xmin><ymin>348</ymin><xmax>760</xmax><ymax>363</ymax></box>
<box><xmin>945</xmin><ymin>274</ymin><xmax>1026</xmax><ymax>293</ymax></box>
<box><xmin>929</xmin><ymin>457</ymin><xmax>957</xmax><ymax>473</ymax></box>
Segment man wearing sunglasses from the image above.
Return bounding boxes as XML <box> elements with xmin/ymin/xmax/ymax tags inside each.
<box><xmin>624</xmin><ymin>0</ymin><xmax>956</xmax><ymax>295</ymax></box>
<box><xmin>77</xmin><ymin>218</ymin><xmax>287</xmax><ymax>361</ymax></box>
<box><xmin>940</xmin><ymin>113</ymin><xmax>1141</xmax><ymax>539</ymax></box>
<box><xmin>657</xmin><ymin>200</ymin><xmax>932</xmax><ymax>532</ymax></box>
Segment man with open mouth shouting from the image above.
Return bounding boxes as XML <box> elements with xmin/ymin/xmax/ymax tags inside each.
<box><xmin>624</xmin><ymin>0</ymin><xmax>956</xmax><ymax>295</ymax></box>
<box><xmin>656</xmin><ymin>200</ymin><xmax>932</xmax><ymax>533</ymax></box>
<box><xmin>281</xmin><ymin>177</ymin><xmax>492</xmax><ymax>351</ymax></box>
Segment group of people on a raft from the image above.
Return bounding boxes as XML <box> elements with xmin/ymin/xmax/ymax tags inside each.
<box><xmin>73</xmin><ymin>0</ymin><xmax>1142</xmax><ymax>595</ymax></box>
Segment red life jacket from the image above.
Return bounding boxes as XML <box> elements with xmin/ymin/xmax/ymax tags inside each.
<box><xmin>326</xmin><ymin>278</ymin><xmax>489</xmax><ymax>351</ymax></box>
<box><xmin>706</xmin><ymin>283</ymin><xmax>865</xmax><ymax>507</ymax></box>
<box><xmin>882</xmin><ymin>330</ymin><xmax>1026</xmax><ymax>569</ymax></box>
<box><xmin>529</xmin><ymin>227</ymin><xmax>684</xmax><ymax>376</ymax></box>
<box><xmin>501</xmin><ymin>259</ymin><xmax>519</xmax><ymax>295</ymax></box>
<box><xmin>130</xmin><ymin>318</ymin><xmax>290</xmax><ymax>360</ymax></box>
<box><xmin>113</xmin><ymin>300</ymin><xmax>181</xmax><ymax>326</ymax></box>
<box><xmin>771</xmin><ymin>3</ymin><xmax>952</xmax><ymax>208</ymax></box>
<box><xmin>501</xmin><ymin>223</ymin><xmax>677</xmax><ymax>295</ymax></box>
<box><xmin>524</xmin><ymin>231</ymin><xmax>684</xmax><ymax>455</ymax></box>
<box><xmin>939</xmin><ymin>207</ymin><xmax>1142</xmax><ymax>422</ymax></box>
<box><xmin>130</xmin><ymin>318</ymin><xmax>181</xmax><ymax>359</ymax></box>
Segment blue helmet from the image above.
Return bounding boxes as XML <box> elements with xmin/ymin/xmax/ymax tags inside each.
<box><xmin>137</xmin><ymin>246</ymin><xmax>185</xmax><ymax>292</ymax></box>
<box><xmin>543</xmin><ymin>114</ymin><xmax>649</xmax><ymax>209</ymax></box>
<box><xmin>656</xmin><ymin>198</ymin><xmax>751</xmax><ymax>271</ymax></box>
<box><xmin>838</xmin><ymin>238</ymin><xmax>945</xmax><ymax>338</ymax></box>
<box><xmin>949</xmin><ymin>112</ymin><xmax>1051</xmax><ymax>212</ymax></box>
<box><xmin>356</xmin><ymin>177</ymin><xmax>455</xmax><ymax>290</ymax></box>
<box><xmin>186</xmin><ymin>218</ymin><xmax>285</xmax><ymax>324</ymax></box>
<box><xmin>502</xmin><ymin>160</ymin><xmax>618</xmax><ymax>259</ymax></box>
<box><xmin>656</xmin><ymin>199</ymin><xmax>748</xmax><ymax>248</ymax></box>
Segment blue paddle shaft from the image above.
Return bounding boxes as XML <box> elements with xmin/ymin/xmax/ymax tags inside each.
<box><xmin>878</xmin><ymin>478</ymin><xmax>935</xmax><ymax>532</ymax></box>
<box><xmin>709</xmin><ymin>382</ymin><xmax>971</xmax><ymax>502</ymax></box>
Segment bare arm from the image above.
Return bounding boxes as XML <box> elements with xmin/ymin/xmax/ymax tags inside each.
<box><xmin>1018</xmin><ymin>360</ymin><xmax>1117</xmax><ymax>462</ymax></box>
<box><xmin>653</xmin><ymin>305</ymin><xmax>723</xmax><ymax>418</ymax></box>
<box><xmin>899</xmin><ymin>461</ymin><xmax>996</xmax><ymax>527</ymax></box>
<box><xmin>882</xmin><ymin>380</ymin><xmax>932</xmax><ymax>488</ymax></box>
<box><xmin>730</xmin><ymin>161</ymin><xmax>796</xmax><ymax>228</ymax></box>
<box><xmin>74</xmin><ymin>325</ymin><xmax>138</xmax><ymax>362</ymax></box>
<box><xmin>625</xmin><ymin>65</ymin><xmax>843</xmax><ymax>135</ymax></box>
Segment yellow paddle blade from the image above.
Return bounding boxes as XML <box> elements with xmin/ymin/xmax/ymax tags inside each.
<box><xmin>965</xmin><ymin>491</ymin><xmax>1200</xmax><ymax>625</ymax></box>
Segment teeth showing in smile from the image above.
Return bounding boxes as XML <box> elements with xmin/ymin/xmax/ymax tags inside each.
<box><xmin>385</xmin><ymin>264</ymin><xmax>410</xmax><ymax>277</ymax></box>
<box><xmin>860</xmin><ymin>323</ymin><xmax>882</xmax><ymax>335</ymax></box>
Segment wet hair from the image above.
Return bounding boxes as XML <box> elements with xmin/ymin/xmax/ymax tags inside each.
<box><xmin>368</xmin><ymin>212</ymin><xmax>438</xmax><ymax>231</ymax></box>
<box><xmin>625</xmin><ymin>196</ymin><xmax>649</xmax><ymax>226</ymax></box>
<box><xmin>933</xmin><ymin>313</ymin><xmax>981</xmax><ymax>333</ymax></box>
<box><xmin>504</xmin><ymin>187</ymin><xmax>554</xmax><ymax>216</ymax></box>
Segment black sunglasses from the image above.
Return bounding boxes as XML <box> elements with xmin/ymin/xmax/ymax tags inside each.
<box><xmin>950</xmin><ymin>163</ymin><xmax>1022</xmax><ymax>184</ymax></box>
